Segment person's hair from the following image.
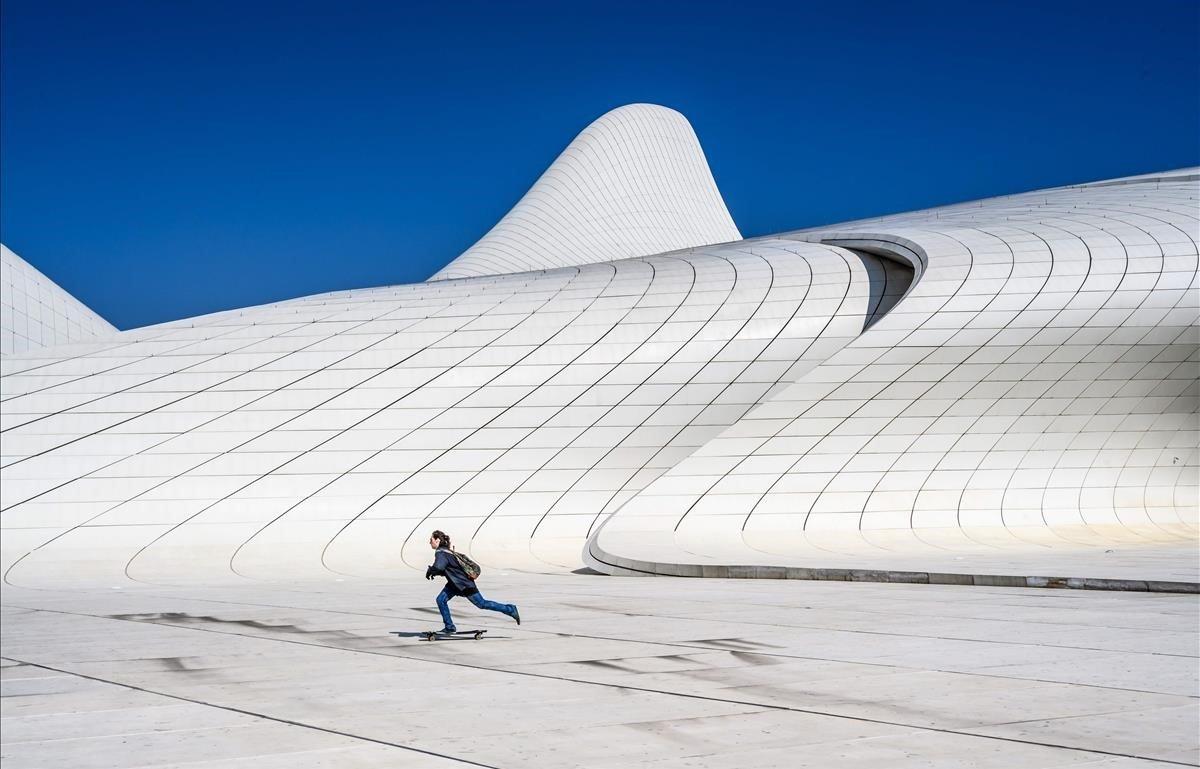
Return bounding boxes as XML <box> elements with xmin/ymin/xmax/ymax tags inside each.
<box><xmin>431</xmin><ymin>530</ymin><xmax>451</xmax><ymax>549</ymax></box>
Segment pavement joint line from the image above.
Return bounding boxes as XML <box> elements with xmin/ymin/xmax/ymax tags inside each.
<box><xmin>545</xmin><ymin>609</ymin><xmax>1200</xmax><ymax>657</ymax></box>
<box><xmin>523</xmin><ymin>583</ymin><xmax>1200</xmax><ymax>634</ymax></box>
<box><xmin>4</xmin><ymin>606</ymin><xmax>1194</xmax><ymax>765</ymax></box>
<box><xmin>14</xmin><ymin>576</ymin><xmax>1195</xmax><ymax>623</ymax></box>
<box><xmin>83</xmin><ymin>584</ymin><xmax>1200</xmax><ymax>656</ymax></box>
<box><xmin>980</xmin><ymin>703</ymin><xmax>1198</xmax><ymax>729</ymax></box>
<box><xmin>0</xmin><ymin>704</ymin><xmax>199</xmax><ymax>720</ymax></box>
<box><xmin>1</xmin><ymin>721</ymin><xmax>259</xmax><ymax>746</ymax></box>
<box><xmin>6</xmin><ymin>600</ymin><xmax>1195</xmax><ymax>700</ymax></box>
<box><xmin>0</xmin><ymin>655</ymin><xmax>504</xmax><ymax>769</ymax></box>
<box><xmin>224</xmin><ymin>577</ymin><xmax>1200</xmax><ymax>636</ymax></box>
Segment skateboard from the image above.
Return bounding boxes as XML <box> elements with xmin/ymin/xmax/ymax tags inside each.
<box><xmin>391</xmin><ymin>629</ymin><xmax>488</xmax><ymax>641</ymax></box>
<box><xmin>419</xmin><ymin>629</ymin><xmax>487</xmax><ymax>641</ymax></box>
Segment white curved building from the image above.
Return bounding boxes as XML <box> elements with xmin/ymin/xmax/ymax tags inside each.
<box><xmin>431</xmin><ymin>104</ymin><xmax>741</xmax><ymax>280</ymax></box>
<box><xmin>1</xmin><ymin>107</ymin><xmax>1195</xmax><ymax>591</ymax></box>
<box><xmin>1</xmin><ymin>244</ymin><xmax>117</xmax><ymax>356</ymax></box>
<box><xmin>586</xmin><ymin>170</ymin><xmax>1199</xmax><ymax>588</ymax></box>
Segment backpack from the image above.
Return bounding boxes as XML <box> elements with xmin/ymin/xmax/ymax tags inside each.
<box><xmin>451</xmin><ymin>549</ymin><xmax>482</xmax><ymax>580</ymax></box>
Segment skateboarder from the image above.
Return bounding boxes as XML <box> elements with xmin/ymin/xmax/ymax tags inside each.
<box><xmin>425</xmin><ymin>530</ymin><xmax>520</xmax><ymax>633</ymax></box>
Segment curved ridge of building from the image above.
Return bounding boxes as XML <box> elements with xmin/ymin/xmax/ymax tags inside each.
<box><xmin>429</xmin><ymin>104</ymin><xmax>741</xmax><ymax>281</ymax></box>
<box><xmin>1</xmin><ymin>244</ymin><xmax>118</xmax><ymax>355</ymax></box>
<box><xmin>585</xmin><ymin>170</ymin><xmax>1199</xmax><ymax>588</ymax></box>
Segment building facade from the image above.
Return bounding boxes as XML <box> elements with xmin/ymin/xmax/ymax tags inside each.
<box><xmin>1</xmin><ymin>107</ymin><xmax>1195</xmax><ymax>589</ymax></box>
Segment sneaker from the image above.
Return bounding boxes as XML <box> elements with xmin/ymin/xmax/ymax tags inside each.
<box><xmin>441</xmin><ymin>627</ymin><xmax>456</xmax><ymax>634</ymax></box>
<box><xmin>510</xmin><ymin>605</ymin><xmax>520</xmax><ymax>625</ymax></box>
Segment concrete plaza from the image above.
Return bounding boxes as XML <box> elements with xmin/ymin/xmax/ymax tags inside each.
<box><xmin>3</xmin><ymin>572</ymin><xmax>1197</xmax><ymax>768</ymax></box>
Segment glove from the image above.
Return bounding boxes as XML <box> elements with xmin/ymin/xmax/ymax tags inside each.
<box><xmin>425</xmin><ymin>566</ymin><xmax>435</xmax><ymax>580</ymax></box>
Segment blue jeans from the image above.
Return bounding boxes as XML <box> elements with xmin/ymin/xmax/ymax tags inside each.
<box><xmin>436</xmin><ymin>587</ymin><xmax>514</xmax><ymax>631</ymax></box>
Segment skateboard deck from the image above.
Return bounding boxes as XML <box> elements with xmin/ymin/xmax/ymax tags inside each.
<box><xmin>420</xmin><ymin>629</ymin><xmax>486</xmax><ymax>641</ymax></box>
<box><xmin>392</xmin><ymin>630</ymin><xmax>487</xmax><ymax>641</ymax></box>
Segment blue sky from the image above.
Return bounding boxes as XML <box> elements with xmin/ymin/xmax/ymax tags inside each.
<box><xmin>3</xmin><ymin>0</ymin><xmax>1198</xmax><ymax>329</ymax></box>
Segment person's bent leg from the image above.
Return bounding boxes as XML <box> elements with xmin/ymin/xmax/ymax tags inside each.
<box><xmin>435</xmin><ymin>588</ymin><xmax>457</xmax><ymax>632</ymax></box>
<box><xmin>467</xmin><ymin>592</ymin><xmax>518</xmax><ymax>623</ymax></box>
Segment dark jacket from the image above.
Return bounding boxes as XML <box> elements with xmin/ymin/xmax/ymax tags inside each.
<box><xmin>426</xmin><ymin>548</ymin><xmax>477</xmax><ymax>595</ymax></box>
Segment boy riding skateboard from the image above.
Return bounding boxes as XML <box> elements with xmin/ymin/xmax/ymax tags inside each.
<box><xmin>425</xmin><ymin>530</ymin><xmax>520</xmax><ymax>634</ymax></box>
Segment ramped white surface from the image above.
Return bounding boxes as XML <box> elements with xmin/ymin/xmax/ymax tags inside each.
<box><xmin>586</xmin><ymin>170</ymin><xmax>1199</xmax><ymax>584</ymax></box>
<box><xmin>1</xmin><ymin>244</ymin><xmax>117</xmax><ymax>356</ymax></box>
<box><xmin>430</xmin><ymin>104</ymin><xmax>741</xmax><ymax>280</ymax></box>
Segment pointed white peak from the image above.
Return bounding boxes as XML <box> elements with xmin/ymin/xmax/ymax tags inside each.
<box><xmin>430</xmin><ymin>104</ymin><xmax>741</xmax><ymax>280</ymax></box>
<box><xmin>1</xmin><ymin>244</ymin><xmax>118</xmax><ymax>355</ymax></box>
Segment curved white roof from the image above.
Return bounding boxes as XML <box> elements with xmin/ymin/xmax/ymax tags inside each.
<box><xmin>429</xmin><ymin>104</ymin><xmax>741</xmax><ymax>281</ymax></box>
<box><xmin>0</xmin><ymin>116</ymin><xmax>1195</xmax><ymax>590</ymax></box>
<box><xmin>586</xmin><ymin>170</ymin><xmax>1199</xmax><ymax>585</ymax></box>
<box><xmin>1</xmin><ymin>244</ymin><xmax>116</xmax><ymax>355</ymax></box>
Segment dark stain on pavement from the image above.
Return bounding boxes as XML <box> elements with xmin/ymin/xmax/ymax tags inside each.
<box><xmin>727</xmin><ymin>650</ymin><xmax>782</xmax><ymax>666</ymax></box>
<box><xmin>688</xmin><ymin>637</ymin><xmax>784</xmax><ymax>651</ymax></box>
<box><xmin>574</xmin><ymin>659</ymin><xmax>636</xmax><ymax>671</ymax></box>
<box><xmin>109</xmin><ymin>612</ymin><xmax>356</xmax><ymax>641</ymax></box>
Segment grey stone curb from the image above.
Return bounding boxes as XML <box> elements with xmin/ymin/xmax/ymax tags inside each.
<box><xmin>589</xmin><ymin>550</ymin><xmax>1199</xmax><ymax>593</ymax></box>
